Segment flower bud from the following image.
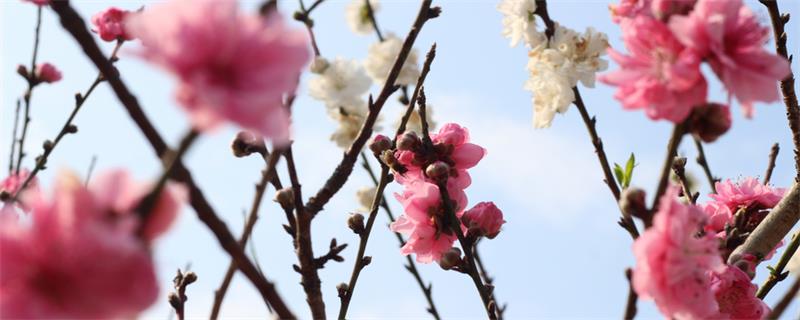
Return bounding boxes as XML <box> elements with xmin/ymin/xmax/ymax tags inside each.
<box><xmin>619</xmin><ymin>188</ymin><xmax>647</xmax><ymax>220</ymax></box>
<box><xmin>35</xmin><ymin>63</ymin><xmax>62</xmax><ymax>84</ymax></box>
<box><xmin>461</xmin><ymin>202</ymin><xmax>505</xmax><ymax>239</ymax></box>
<box><xmin>382</xmin><ymin>150</ymin><xmax>407</xmax><ymax>174</ymax></box>
<box><xmin>397</xmin><ymin>131</ymin><xmax>420</xmax><ymax>151</ymax></box>
<box><xmin>17</xmin><ymin>65</ymin><xmax>28</xmax><ymax>79</ymax></box>
<box><xmin>688</xmin><ymin>103</ymin><xmax>732</xmax><ymax>143</ymax></box>
<box><xmin>347</xmin><ymin>213</ymin><xmax>365</xmax><ymax>234</ymax></box>
<box><xmin>65</xmin><ymin>124</ymin><xmax>78</xmax><ymax>134</ymax></box>
<box><xmin>438</xmin><ymin>247</ymin><xmax>462</xmax><ymax>270</ymax></box>
<box><xmin>336</xmin><ymin>283</ymin><xmax>349</xmax><ymax>297</ymax></box>
<box><xmin>274</xmin><ymin>187</ymin><xmax>294</xmax><ymax>210</ymax></box>
<box><xmin>369</xmin><ymin>134</ymin><xmax>392</xmax><ymax>155</ymax></box>
<box><xmin>42</xmin><ymin>140</ymin><xmax>53</xmax><ymax>151</ymax></box>
<box><xmin>309</xmin><ymin>56</ymin><xmax>329</xmax><ymax>74</ymax></box>
<box><xmin>425</xmin><ymin>161</ymin><xmax>450</xmax><ymax>182</ymax></box>
<box><xmin>231</xmin><ymin>131</ymin><xmax>266</xmax><ymax>158</ymax></box>
<box><xmin>182</xmin><ymin>271</ymin><xmax>198</xmax><ymax>284</ymax></box>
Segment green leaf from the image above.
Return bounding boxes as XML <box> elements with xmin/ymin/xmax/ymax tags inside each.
<box><xmin>613</xmin><ymin>163</ymin><xmax>625</xmax><ymax>187</ymax></box>
<box><xmin>623</xmin><ymin>153</ymin><xmax>636</xmax><ymax>189</ymax></box>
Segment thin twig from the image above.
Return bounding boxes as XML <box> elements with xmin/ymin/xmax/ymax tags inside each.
<box><xmin>651</xmin><ymin>124</ymin><xmax>687</xmax><ymax>213</ymax></box>
<box><xmin>758</xmin><ymin>0</ymin><xmax>800</xmax><ymax>182</ymax></box>
<box><xmin>364</xmin><ymin>0</ymin><xmax>384</xmax><ymax>42</ymax></box>
<box><xmin>210</xmin><ymin>148</ymin><xmax>283</xmax><ymax>320</ymax></box>
<box><xmin>295</xmin><ymin>0</ymin><xmax>326</xmax><ymax>56</ymax></box>
<box><xmin>304</xmin><ymin>1</ymin><xmax>439</xmax><ymax>217</ymax></box>
<box><xmin>693</xmin><ymin>137</ymin><xmax>717</xmax><ymax>193</ymax></box>
<box><xmin>49</xmin><ymin>3</ymin><xmax>296</xmax><ymax>317</ymax></box>
<box><xmin>764</xmin><ymin>143</ymin><xmax>780</xmax><ymax>185</ymax></box>
<box><xmin>671</xmin><ymin>157</ymin><xmax>697</xmax><ymax>204</ymax></box>
<box><xmin>757</xmin><ymin>230</ymin><xmax>800</xmax><ymax>299</ymax></box>
<box><xmin>623</xmin><ymin>268</ymin><xmax>638</xmax><ymax>320</ymax></box>
<box><xmin>169</xmin><ymin>269</ymin><xmax>197</xmax><ymax>320</ymax></box>
<box><xmin>16</xmin><ymin>7</ymin><xmax>43</xmax><ymax>175</ymax></box>
<box><xmin>84</xmin><ymin>155</ymin><xmax>97</xmax><ymax>186</ymax></box>
<box><xmin>767</xmin><ymin>275</ymin><xmax>800</xmax><ymax>319</ymax></box>
<box><xmin>13</xmin><ymin>40</ymin><xmax>125</xmax><ymax>200</ymax></box>
<box><xmin>8</xmin><ymin>100</ymin><xmax>21</xmax><ymax>175</ymax></box>
<box><xmin>360</xmin><ymin>152</ymin><xmax>442</xmax><ymax>319</ymax></box>
<box><xmin>473</xmin><ymin>244</ymin><xmax>506</xmax><ymax>319</ymax></box>
<box><xmin>337</xmin><ymin>43</ymin><xmax>438</xmax><ymax>320</ymax></box>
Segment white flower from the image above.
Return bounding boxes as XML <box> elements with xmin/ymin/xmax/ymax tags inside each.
<box><xmin>398</xmin><ymin>105</ymin><xmax>436</xmax><ymax>134</ymax></box>
<box><xmin>346</xmin><ymin>0</ymin><xmax>379</xmax><ymax>36</ymax></box>
<box><xmin>498</xmin><ymin>0</ymin><xmax>546</xmax><ymax>48</ymax></box>
<box><xmin>571</xmin><ymin>27</ymin><xmax>609</xmax><ymax>88</ymax></box>
<box><xmin>308</xmin><ymin>57</ymin><xmax>372</xmax><ymax>108</ymax></box>
<box><xmin>364</xmin><ymin>34</ymin><xmax>420</xmax><ymax>86</ymax></box>
<box><xmin>525</xmin><ymin>45</ymin><xmax>575</xmax><ymax>128</ymax></box>
<box><xmin>356</xmin><ymin>186</ymin><xmax>377</xmax><ymax>211</ymax></box>
<box><xmin>328</xmin><ymin>100</ymin><xmax>382</xmax><ymax>148</ymax></box>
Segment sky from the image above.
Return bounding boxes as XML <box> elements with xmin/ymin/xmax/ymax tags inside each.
<box><xmin>1</xmin><ymin>0</ymin><xmax>800</xmax><ymax>319</ymax></box>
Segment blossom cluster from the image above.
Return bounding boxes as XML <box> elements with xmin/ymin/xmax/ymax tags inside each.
<box><xmin>384</xmin><ymin>123</ymin><xmax>505</xmax><ymax>264</ymax></box>
<box><xmin>0</xmin><ymin>170</ymin><xmax>185</xmax><ymax>319</ymax></box>
<box><xmin>498</xmin><ymin>0</ymin><xmax>610</xmax><ymax>128</ymax></box>
<box><xmin>633</xmin><ymin>177</ymin><xmax>787</xmax><ymax>319</ymax></box>
<box><xmin>602</xmin><ymin>0</ymin><xmax>790</xmax><ymax>123</ymax></box>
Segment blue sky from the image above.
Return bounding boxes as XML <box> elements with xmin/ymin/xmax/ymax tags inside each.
<box><xmin>2</xmin><ymin>0</ymin><xmax>799</xmax><ymax>318</ymax></box>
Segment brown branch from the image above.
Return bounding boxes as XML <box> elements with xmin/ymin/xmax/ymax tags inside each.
<box><xmin>12</xmin><ymin>40</ymin><xmax>125</xmax><ymax>200</ymax></box>
<box><xmin>534</xmin><ymin>2</ymin><xmax>638</xmax><ymax>239</ymax></box>
<box><xmin>759</xmin><ymin>0</ymin><xmax>800</xmax><ymax>182</ymax></box>
<box><xmin>48</xmin><ymin>3</ymin><xmax>296</xmax><ymax>318</ymax></box>
<box><xmin>693</xmin><ymin>137</ymin><xmax>718</xmax><ymax>193</ymax></box>
<box><xmin>764</xmin><ymin>143</ymin><xmax>780</xmax><ymax>185</ymax></box>
<box><xmin>304</xmin><ymin>1</ymin><xmax>439</xmax><ymax>217</ymax></box>
<box><xmin>623</xmin><ymin>268</ymin><xmax>638</xmax><ymax>320</ymax></box>
<box><xmin>671</xmin><ymin>157</ymin><xmax>697</xmax><ymax>204</ymax></box>
<box><xmin>360</xmin><ymin>152</ymin><xmax>441</xmax><ymax>319</ymax></box>
<box><xmin>295</xmin><ymin>0</ymin><xmax>326</xmax><ymax>56</ymax></box>
<box><xmin>768</xmin><ymin>275</ymin><xmax>800</xmax><ymax>319</ymax></box>
<box><xmin>8</xmin><ymin>100</ymin><xmax>21</xmax><ymax>175</ymax></box>
<box><xmin>473</xmin><ymin>244</ymin><xmax>506</xmax><ymax>319</ymax></box>
<box><xmin>364</xmin><ymin>0</ymin><xmax>384</xmax><ymax>42</ymax></box>
<box><xmin>168</xmin><ymin>269</ymin><xmax>197</xmax><ymax>320</ymax></box>
<box><xmin>284</xmin><ymin>146</ymin><xmax>327</xmax><ymax>319</ymax></box>
<box><xmin>15</xmin><ymin>7</ymin><xmax>43</xmax><ymax>175</ymax></box>
<box><xmin>210</xmin><ymin>148</ymin><xmax>283</xmax><ymax>320</ymax></box>
<box><xmin>651</xmin><ymin>124</ymin><xmax>687</xmax><ymax>212</ymax></box>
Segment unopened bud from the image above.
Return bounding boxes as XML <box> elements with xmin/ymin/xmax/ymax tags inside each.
<box><xmin>397</xmin><ymin>131</ymin><xmax>420</xmax><ymax>151</ymax></box>
<box><xmin>183</xmin><ymin>272</ymin><xmax>198</xmax><ymax>284</ymax></box>
<box><xmin>309</xmin><ymin>56</ymin><xmax>329</xmax><ymax>74</ymax></box>
<box><xmin>274</xmin><ymin>188</ymin><xmax>295</xmax><ymax>210</ymax></box>
<box><xmin>336</xmin><ymin>283</ymin><xmax>349</xmax><ymax>297</ymax></box>
<box><xmin>425</xmin><ymin>161</ymin><xmax>450</xmax><ymax>182</ymax></box>
<box><xmin>347</xmin><ymin>213</ymin><xmax>365</xmax><ymax>234</ymax></box>
<box><xmin>361</xmin><ymin>256</ymin><xmax>372</xmax><ymax>266</ymax></box>
<box><xmin>65</xmin><ymin>125</ymin><xmax>78</xmax><ymax>134</ymax></box>
<box><xmin>382</xmin><ymin>150</ymin><xmax>407</xmax><ymax>174</ymax></box>
<box><xmin>438</xmin><ymin>247</ymin><xmax>462</xmax><ymax>270</ymax></box>
<box><xmin>619</xmin><ymin>188</ymin><xmax>647</xmax><ymax>221</ymax></box>
<box><xmin>16</xmin><ymin>65</ymin><xmax>28</xmax><ymax>79</ymax></box>
<box><xmin>231</xmin><ymin>131</ymin><xmax>265</xmax><ymax>158</ymax></box>
<box><xmin>369</xmin><ymin>134</ymin><xmax>392</xmax><ymax>155</ymax></box>
<box><xmin>42</xmin><ymin>140</ymin><xmax>53</xmax><ymax>151</ymax></box>
<box><xmin>688</xmin><ymin>103</ymin><xmax>732</xmax><ymax>143</ymax></box>
<box><xmin>168</xmin><ymin>292</ymin><xmax>181</xmax><ymax>309</ymax></box>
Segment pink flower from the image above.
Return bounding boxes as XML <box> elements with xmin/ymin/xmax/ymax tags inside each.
<box><xmin>600</xmin><ymin>16</ymin><xmax>707</xmax><ymax>122</ymax></box>
<box><xmin>126</xmin><ymin>0</ymin><xmax>310</xmax><ymax>141</ymax></box>
<box><xmin>702</xmin><ymin>178</ymin><xmax>785</xmax><ymax>234</ymax></box>
<box><xmin>35</xmin><ymin>63</ymin><xmax>62</xmax><ymax>83</ymax></box>
<box><xmin>390</xmin><ymin>180</ymin><xmax>459</xmax><ymax>263</ymax></box>
<box><xmin>669</xmin><ymin>0</ymin><xmax>790</xmax><ymax>117</ymax></box>
<box><xmin>394</xmin><ymin>123</ymin><xmax>486</xmax><ymax>210</ymax></box>
<box><xmin>632</xmin><ymin>186</ymin><xmax>724</xmax><ymax>319</ymax></box>
<box><xmin>21</xmin><ymin>0</ymin><xmax>49</xmax><ymax>6</ymax></box>
<box><xmin>91</xmin><ymin>7</ymin><xmax>135</xmax><ymax>42</ymax></box>
<box><xmin>1</xmin><ymin>169</ymin><xmax>39</xmax><ymax>211</ymax></box>
<box><xmin>0</xmin><ymin>171</ymin><xmax>160</xmax><ymax>319</ymax></box>
<box><xmin>710</xmin><ymin>266</ymin><xmax>770</xmax><ymax>319</ymax></box>
<box><xmin>610</xmin><ymin>0</ymin><xmax>695</xmax><ymax>22</ymax></box>
<box><xmin>462</xmin><ymin>202</ymin><xmax>505</xmax><ymax>239</ymax></box>
<box><xmin>89</xmin><ymin>169</ymin><xmax>187</xmax><ymax>242</ymax></box>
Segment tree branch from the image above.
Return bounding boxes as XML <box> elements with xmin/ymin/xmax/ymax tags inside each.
<box><xmin>693</xmin><ymin>137</ymin><xmax>718</xmax><ymax>193</ymax></box>
<box><xmin>764</xmin><ymin>143</ymin><xmax>780</xmax><ymax>185</ymax></box>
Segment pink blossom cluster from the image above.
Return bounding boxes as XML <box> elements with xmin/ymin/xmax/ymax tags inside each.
<box><xmin>633</xmin><ymin>186</ymin><xmax>771</xmax><ymax>319</ymax></box>
<box><xmin>0</xmin><ymin>169</ymin><xmax>39</xmax><ymax>214</ymax></box>
<box><xmin>0</xmin><ymin>170</ymin><xmax>186</xmax><ymax>319</ymax></box>
<box><xmin>125</xmin><ymin>0</ymin><xmax>310</xmax><ymax>141</ymax></box>
<box><xmin>702</xmin><ymin>178</ymin><xmax>785</xmax><ymax>234</ymax></box>
<box><xmin>602</xmin><ymin>0</ymin><xmax>790</xmax><ymax>124</ymax></box>
<box><xmin>387</xmin><ymin>123</ymin><xmax>505</xmax><ymax>263</ymax></box>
